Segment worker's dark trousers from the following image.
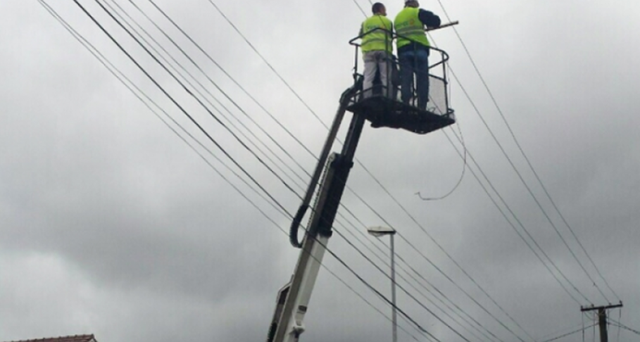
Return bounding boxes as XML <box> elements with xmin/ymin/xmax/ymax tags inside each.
<box><xmin>399</xmin><ymin>48</ymin><xmax>429</xmax><ymax>110</ymax></box>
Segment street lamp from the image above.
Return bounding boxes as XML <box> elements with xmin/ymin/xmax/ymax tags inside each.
<box><xmin>367</xmin><ymin>226</ymin><xmax>397</xmax><ymax>342</ymax></box>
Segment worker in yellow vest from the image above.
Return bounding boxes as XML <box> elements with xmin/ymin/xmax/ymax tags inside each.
<box><xmin>360</xmin><ymin>2</ymin><xmax>394</xmax><ymax>98</ymax></box>
<box><xmin>394</xmin><ymin>0</ymin><xmax>440</xmax><ymax>110</ymax></box>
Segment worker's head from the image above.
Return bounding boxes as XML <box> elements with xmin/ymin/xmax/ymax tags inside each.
<box><xmin>372</xmin><ymin>2</ymin><xmax>387</xmax><ymax>16</ymax></box>
<box><xmin>405</xmin><ymin>0</ymin><xmax>419</xmax><ymax>8</ymax></box>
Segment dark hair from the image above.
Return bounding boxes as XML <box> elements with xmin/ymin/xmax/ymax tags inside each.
<box><xmin>372</xmin><ymin>2</ymin><xmax>385</xmax><ymax>14</ymax></box>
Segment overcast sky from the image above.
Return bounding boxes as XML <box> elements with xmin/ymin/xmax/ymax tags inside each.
<box><xmin>1</xmin><ymin>1</ymin><xmax>640</xmax><ymax>342</ymax></box>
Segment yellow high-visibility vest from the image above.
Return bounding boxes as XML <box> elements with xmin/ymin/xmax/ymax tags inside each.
<box><xmin>394</xmin><ymin>8</ymin><xmax>430</xmax><ymax>49</ymax></box>
<box><xmin>361</xmin><ymin>15</ymin><xmax>393</xmax><ymax>54</ymax></box>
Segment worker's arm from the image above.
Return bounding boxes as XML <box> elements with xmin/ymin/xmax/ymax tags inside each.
<box><xmin>419</xmin><ymin>9</ymin><xmax>441</xmax><ymax>29</ymax></box>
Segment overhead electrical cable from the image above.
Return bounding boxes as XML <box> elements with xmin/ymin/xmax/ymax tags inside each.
<box><xmin>439</xmin><ymin>50</ymin><xmax>607</xmax><ymax>308</ymax></box>
<box><xmin>332</xmin><ymin>229</ymin><xmax>493</xmax><ymax>342</ymax></box>
<box><xmin>134</xmin><ymin>0</ymin><xmax>320</xmax><ymax>164</ymax></box>
<box><xmin>352</xmin><ymin>0</ymin><xmax>367</xmax><ymax>17</ymax></box>
<box><xmin>87</xmin><ymin>0</ymin><xmax>312</xmax><ymax>210</ymax></box>
<box><xmin>102</xmin><ymin>0</ymin><xmax>309</xmax><ymax>192</ymax></box>
<box><xmin>441</xmin><ymin>129</ymin><xmax>586</xmax><ymax>305</ymax></box>
<box><xmin>345</xmin><ymin>169</ymin><xmax>528</xmax><ymax>342</ymax></box>
<box><xmin>114</xmin><ymin>0</ymin><xmax>313</xmax><ymax>188</ymax></box>
<box><xmin>73</xmin><ymin>0</ymin><xmax>298</xmax><ymax>221</ymax></box>
<box><xmin>204</xmin><ymin>0</ymin><xmax>330</xmax><ymax>129</ymax></box>
<box><xmin>447</xmin><ymin>59</ymin><xmax>608</xmax><ymax>304</ymax></box>
<box><xmin>425</xmin><ymin>30</ymin><xmax>593</xmax><ymax>307</ymax></box>
<box><xmin>537</xmin><ymin>322</ymin><xmax>587</xmax><ymax>342</ymax></box>
<box><xmin>540</xmin><ymin>324</ymin><xmax>597</xmax><ymax>342</ymax></box>
<box><xmin>609</xmin><ymin>319</ymin><xmax>640</xmax><ymax>337</ymax></box>
<box><xmin>35</xmin><ymin>0</ymin><xmax>290</xmax><ymax>220</ymax></box>
<box><xmin>434</xmin><ymin>0</ymin><xmax>616</xmax><ymax>303</ymax></box>
<box><xmin>107</xmin><ymin>2</ymin><xmax>416</xmax><ymax>297</ymax></box>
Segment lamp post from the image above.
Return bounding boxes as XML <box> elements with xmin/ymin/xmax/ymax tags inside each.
<box><xmin>367</xmin><ymin>226</ymin><xmax>397</xmax><ymax>342</ymax></box>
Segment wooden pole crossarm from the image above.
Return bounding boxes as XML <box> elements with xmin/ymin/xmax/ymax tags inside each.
<box><xmin>581</xmin><ymin>302</ymin><xmax>623</xmax><ymax>312</ymax></box>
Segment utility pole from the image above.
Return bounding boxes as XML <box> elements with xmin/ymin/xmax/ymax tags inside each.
<box><xmin>581</xmin><ymin>302</ymin><xmax>623</xmax><ymax>342</ymax></box>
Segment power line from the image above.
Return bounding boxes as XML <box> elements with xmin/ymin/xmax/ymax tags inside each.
<box><xmin>424</xmin><ymin>26</ymin><xmax>594</xmax><ymax>309</ymax></box>
<box><xmin>426</xmin><ymin>31</ymin><xmax>595</xmax><ymax>309</ymax></box>
<box><xmin>204</xmin><ymin>0</ymin><xmax>330</xmax><ymax>130</ymax></box>
<box><xmin>448</xmin><ymin>58</ymin><xmax>607</xmax><ymax>304</ymax></box>
<box><xmin>541</xmin><ymin>324</ymin><xmax>597</xmax><ymax>342</ymax></box>
<box><xmin>343</xmin><ymin>166</ymin><xmax>527</xmax><ymax>342</ymax></box>
<box><xmin>38</xmin><ymin>0</ymin><xmax>292</xmax><ymax>223</ymax></box>
<box><xmin>136</xmin><ymin>0</ymin><xmax>319</xmax><ymax>165</ymax></box>
<box><xmin>352</xmin><ymin>0</ymin><xmax>367</xmax><ymax>17</ymax></box>
<box><xmin>74</xmin><ymin>0</ymin><xmax>298</xmax><ymax>224</ymax></box>
<box><xmin>443</xmin><ymin>107</ymin><xmax>590</xmax><ymax>306</ymax></box>
<box><xmin>433</xmin><ymin>0</ymin><xmax>616</xmax><ymax>303</ymax></box>
<box><xmin>90</xmin><ymin>0</ymin><xmax>311</xmax><ymax>211</ymax></box>
<box><xmin>609</xmin><ymin>319</ymin><xmax>640</xmax><ymax>337</ymax></box>
<box><xmin>101</xmin><ymin>0</ymin><xmax>310</xmax><ymax>193</ymax></box>
<box><xmin>537</xmin><ymin>323</ymin><xmax>585</xmax><ymax>342</ymax></box>
<box><xmin>116</xmin><ymin>0</ymin><xmax>312</xmax><ymax>187</ymax></box>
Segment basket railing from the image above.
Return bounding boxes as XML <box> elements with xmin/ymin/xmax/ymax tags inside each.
<box><xmin>348</xmin><ymin>28</ymin><xmax>452</xmax><ymax>116</ymax></box>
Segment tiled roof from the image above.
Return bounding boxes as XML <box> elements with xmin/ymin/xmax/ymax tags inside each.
<box><xmin>4</xmin><ymin>335</ymin><xmax>96</xmax><ymax>342</ymax></box>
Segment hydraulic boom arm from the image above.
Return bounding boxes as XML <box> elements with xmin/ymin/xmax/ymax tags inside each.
<box><xmin>267</xmin><ymin>86</ymin><xmax>365</xmax><ymax>342</ymax></box>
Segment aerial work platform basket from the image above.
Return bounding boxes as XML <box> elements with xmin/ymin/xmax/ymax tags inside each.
<box><xmin>347</xmin><ymin>29</ymin><xmax>455</xmax><ymax>135</ymax></box>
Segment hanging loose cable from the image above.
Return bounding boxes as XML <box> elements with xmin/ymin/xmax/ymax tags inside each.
<box><xmin>415</xmin><ymin>123</ymin><xmax>467</xmax><ymax>201</ymax></box>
